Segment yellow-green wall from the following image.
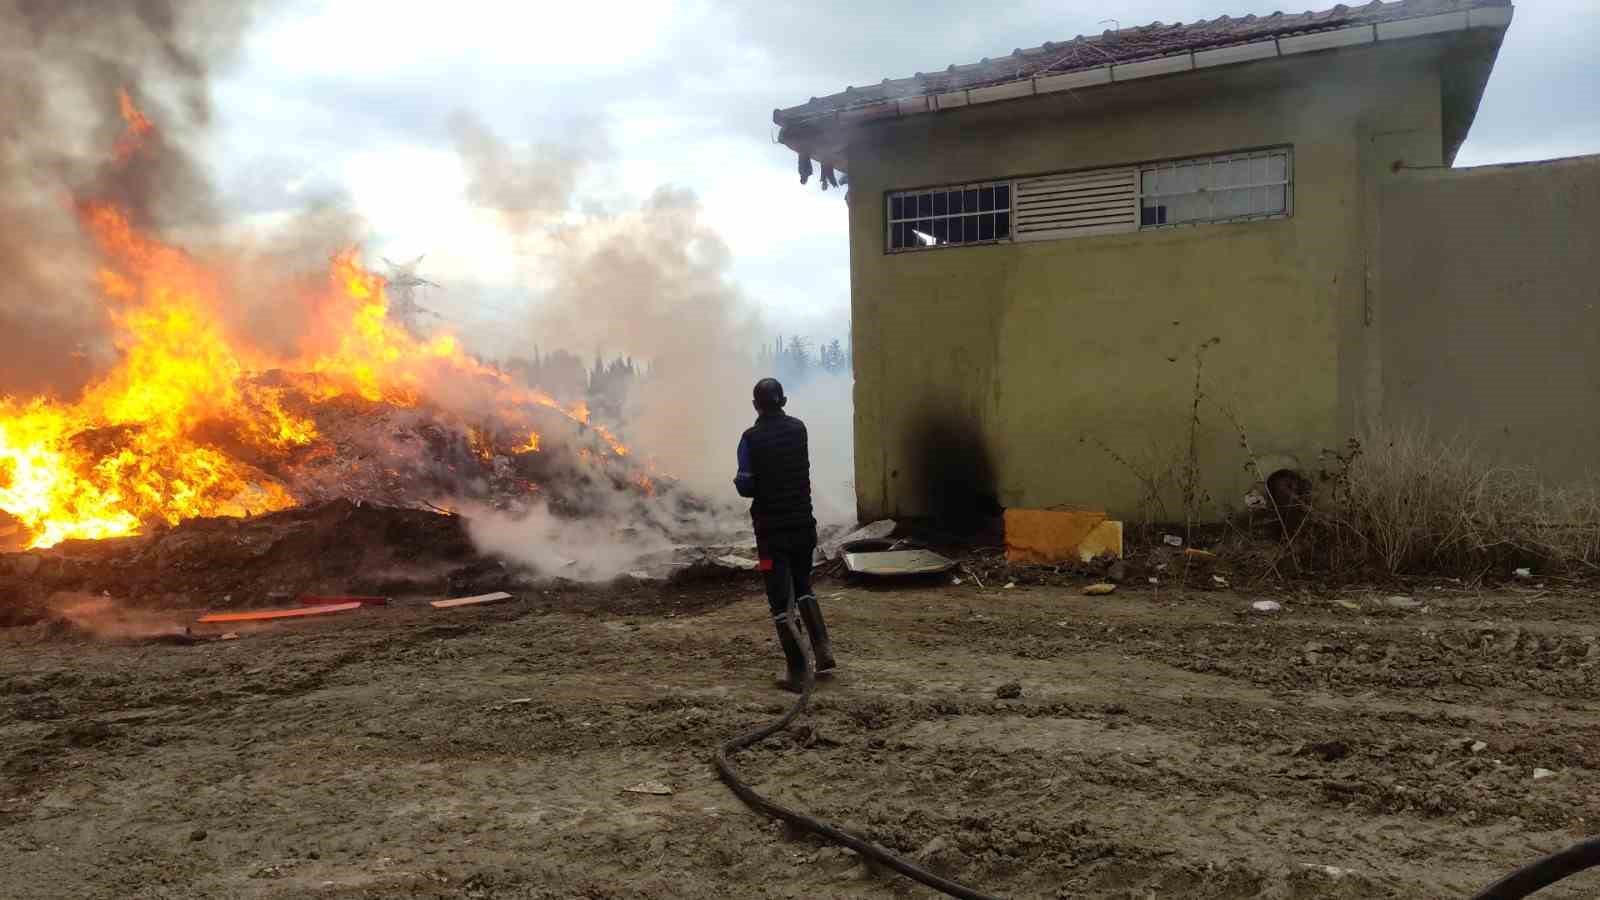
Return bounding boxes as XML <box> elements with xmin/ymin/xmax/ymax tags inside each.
<box><xmin>846</xmin><ymin>47</ymin><xmax>1449</xmax><ymax>523</ymax></box>
<box><xmin>1379</xmin><ymin>154</ymin><xmax>1600</xmax><ymax>481</ymax></box>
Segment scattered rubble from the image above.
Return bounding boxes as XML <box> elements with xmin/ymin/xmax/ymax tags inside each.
<box><xmin>1251</xmin><ymin>600</ymin><xmax>1283</xmax><ymax>614</ymax></box>
<box><xmin>1083</xmin><ymin>583</ymin><xmax>1116</xmax><ymax>596</ymax></box>
<box><xmin>714</xmin><ymin>555</ymin><xmax>758</xmax><ymax>571</ymax></box>
<box><xmin>623</xmin><ymin>781</ymin><xmax>674</xmax><ymax>796</ymax></box>
<box><xmin>995</xmin><ymin>681</ymin><xmax>1023</xmax><ymax>700</ymax></box>
<box><xmin>820</xmin><ymin>520</ymin><xmax>896</xmax><ymax>561</ymax></box>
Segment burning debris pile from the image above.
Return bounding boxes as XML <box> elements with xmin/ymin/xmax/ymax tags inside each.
<box><xmin>0</xmin><ymin>90</ymin><xmax>723</xmax><ymax>582</ymax></box>
<box><xmin>0</xmin><ymin>5</ymin><xmax>794</xmax><ymax>627</ymax></box>
<box><xmin>0</xmin><ymin>202</ymin><xmax>673</xmax><ymax>554</ymax></box>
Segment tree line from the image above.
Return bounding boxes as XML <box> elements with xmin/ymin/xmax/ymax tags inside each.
<box><xmin>501</xmin><ymin>336</ymin><xmax>850</xmax><ymax>420</ymax></box>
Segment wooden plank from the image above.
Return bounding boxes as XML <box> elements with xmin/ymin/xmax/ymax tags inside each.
<box><xmin>196</xmin><ymin>603</ymin><xmax>363</xmax><ymax>624</ymax></box>
<box><xmin>299</xmin><ymin>595</ymin><xmax>389</xmax><ymax>607</ymax></box>
<box><xmin>430</xmin><ymin>591</ymin><xmax>512</xmax><ymax>609</ymax></box>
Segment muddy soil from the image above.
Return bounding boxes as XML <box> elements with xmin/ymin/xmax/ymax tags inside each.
<box><xmin>2</xmin><ymin>577</ymin><xmax>1597</xmax><ymax>899</ymax></box>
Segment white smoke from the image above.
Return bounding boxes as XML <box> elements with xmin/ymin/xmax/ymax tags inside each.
<box><xmin>464</xmin><ymin>499</ymin><xmax>673</xmax><ymax>583</ymax></box>
<box><xmin>447</xmin><ymin>116</ymin><xmax>855</xmax><ymax>579</ymax></box>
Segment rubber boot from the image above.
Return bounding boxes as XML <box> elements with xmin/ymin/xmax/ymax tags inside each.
<box><xmin>772</xmin><ymin>611</ymin><xmax>809</xmax><ymax>693</ymax></box>
<box><xmin>797</xmin><ymin>595</ymin><xmax>836</xmax><ymax>673</ymax></box>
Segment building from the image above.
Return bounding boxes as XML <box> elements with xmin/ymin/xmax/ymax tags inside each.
<box><xmin>774</xmin><ymin>0</ymin><xmax>1600</xmax><ymax>527</ymax></box>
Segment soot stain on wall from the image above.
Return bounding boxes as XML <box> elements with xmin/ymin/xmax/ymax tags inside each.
<box><xmin>906</xmin><ymin>412</ymin><xmax>1000</xmax><ymax>534</ymax></box>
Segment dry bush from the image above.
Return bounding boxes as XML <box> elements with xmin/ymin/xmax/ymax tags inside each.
<box><xmin>1296</xmin><ymin>426</ymin><xmax>1600</xmax><ymax>576</ymax></box>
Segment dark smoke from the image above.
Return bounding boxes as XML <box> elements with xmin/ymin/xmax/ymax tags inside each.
<box><xmin>0</xmin><ymin>0</ymin><xmax>265</xmax><ymax>395</ymax></box>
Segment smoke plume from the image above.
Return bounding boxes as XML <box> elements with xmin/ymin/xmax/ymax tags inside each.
<box><xmin>0</xmin><ymin>0</ymin><xmax>266</xmax><ymax>395</ymax></box>
<box><xmin>452</xmin><ymin>118</ymin><xmax>857</xmax><ymax>577</ymax></box>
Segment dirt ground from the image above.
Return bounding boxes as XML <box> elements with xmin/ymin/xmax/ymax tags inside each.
<box><xmin>2</xmin><ymin>575</ymin><xmax>1598</xmax><ymax>899</ymax></box>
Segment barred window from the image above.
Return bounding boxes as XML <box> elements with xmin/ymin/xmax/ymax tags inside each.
<box><xmin>1139</xmin><ymin>150</ymin><xmax>1291</xmax><ymax>228</ymax></box>
<box><xmin>887</xmin><ymin>182</ymin><xmax>1010</xmax><ymax>251</ymax></box>
<box><xmin>884</xmin><ymin>148</ymin><xmax>1291</xmax><ymax>252</ymax></box>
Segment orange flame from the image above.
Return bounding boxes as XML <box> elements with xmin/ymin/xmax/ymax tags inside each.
<box><xmin>0</xmin><ymin>92</ymin><xmax>644</xmax><ymax>550</ymax></box>
<box><xmin>113</xmin><ymin>88</ymin><xmax>154</xmax><ymax>162</ymax></box>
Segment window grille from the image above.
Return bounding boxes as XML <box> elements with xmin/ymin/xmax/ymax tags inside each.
<box><xmin>886</xmin><ymin>182</ymin><xmax>1010</xmax><ymax>251</ymax></box>
<box><xmin>883</xmin><ymin>148</ymin><xmax>1291</xmax><ymax>252</ymax></box>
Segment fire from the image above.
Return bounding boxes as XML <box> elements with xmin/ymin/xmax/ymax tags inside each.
<box><xmin>113</xmin><ymin>88</ymin><xmax>154</xmax><ymax>162</ymax></box>
<box><xmin>592</xmin><ymin>423</ymin><xmax>628</xmax><ymax>457</ymax></box>
<box><xmin>0</xmin><ymin>94</ymin><xmax>646</xmax><ymax>550</ymax></box>
<box><xmin>514</xmin><ymin>431</ymin><xmax>541</xmax><ymax>453</ymax></box>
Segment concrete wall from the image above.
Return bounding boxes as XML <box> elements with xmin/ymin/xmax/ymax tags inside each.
<box><xmin>847</xmin><ymin>46</ymin><xmax>1448</xmax><ymax>523</ymax></box>
<box><xmin>1378</xmin><ymin>154</ymin><xmax>1600</xmax><ymax>481</ymax></box>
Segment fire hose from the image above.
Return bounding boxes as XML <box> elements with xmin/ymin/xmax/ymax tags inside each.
<box><xmin>712</xmin><ymin>595</ymin><xmax>999</xmax><ymax>900</ymax></box>
<box><xmin>712</xmin><ymin>599</ymin><xmax>1597</xmax><ymax>900</ymax></box>
<box><xmin>1470</xmin><ymin>838</ymin><xmax>1600</xmax><ymax>900</ymax></box>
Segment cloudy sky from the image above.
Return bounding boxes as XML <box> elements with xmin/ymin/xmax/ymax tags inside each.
<box><xmin>207</xmin><ymin>0</ymin><xmax>1598</xmax><ymax>358</ymax></box>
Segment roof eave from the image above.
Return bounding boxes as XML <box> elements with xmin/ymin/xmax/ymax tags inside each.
<box><xmin>774</xmin><ymin>4</ymin><xmax>1516</xmax><ymax>174</ymax></box>
<box><xmin>1440</xmin><ymin>19</ymin><xmax>1509</xmax><ymax>165</ymax></box>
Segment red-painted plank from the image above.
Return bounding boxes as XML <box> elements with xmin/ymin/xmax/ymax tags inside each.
<box><xmin>197</xmin><ymin>602</ymin><xmax>363</xmax><ymax>624</ymax></box>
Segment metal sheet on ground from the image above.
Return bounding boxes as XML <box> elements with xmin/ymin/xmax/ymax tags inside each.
<box><xmin>196</xmin><ymin>603</ymin><xmax>363</xmax><ymax>624</ymax></box>
<box><xmin>430</xmin><ymin>591</ymin><xmax>512</xmax><ymax>609</ymax></box>
<box><xmin>843</xmin><ymin>549</ymin><xmax>957</xmax><ymax>576</ymax></box>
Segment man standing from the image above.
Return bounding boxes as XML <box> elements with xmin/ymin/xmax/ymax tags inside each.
<box><xmin>735</xmin><ymin>378</ymin><xmax>836</xmax><ymax>691</ymax></box>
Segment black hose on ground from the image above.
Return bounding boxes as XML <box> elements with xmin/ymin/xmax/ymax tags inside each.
<box><xmin>712</xmin><ymin>603</ymin><xmax>1597</xmax><ymax>900</ymax></box>
<box><xmin>1471</xmin><ymin>837</ymin><xmax>1600</xmax><ymax>899</ymax></box>
<box><xmin>712</xmin><ymin>598</ymin><xmax>1001</xmax><ymax>900</ymax></box>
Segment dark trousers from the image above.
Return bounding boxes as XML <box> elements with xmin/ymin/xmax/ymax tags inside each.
<box><xmin>758</xmin><ymin>534</ymin><xmax>815</xmax><ymax>617</ymax></box>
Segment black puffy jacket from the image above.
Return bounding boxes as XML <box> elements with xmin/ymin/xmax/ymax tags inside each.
<box><xmin>736</xmin><ymin>412</ymin><xmax>816</xmax><ymax>542</ymax></box>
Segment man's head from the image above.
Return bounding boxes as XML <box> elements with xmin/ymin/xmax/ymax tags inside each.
<box><xmin>753</xmin><ymin>377</ymin><xmax>786</xmax><ymax>414</ymax></box>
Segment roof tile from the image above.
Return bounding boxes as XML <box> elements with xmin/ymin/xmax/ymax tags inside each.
<box><xmin>779</xmin><ymin>0</ymin><xmax>1499</xmax><ymax>127</ymax></box>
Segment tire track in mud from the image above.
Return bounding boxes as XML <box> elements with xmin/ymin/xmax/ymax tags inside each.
<box><xmin>3</xmin><ymin>582</ymin><xmax>1599</xmax><ymax>898</ymax></box>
